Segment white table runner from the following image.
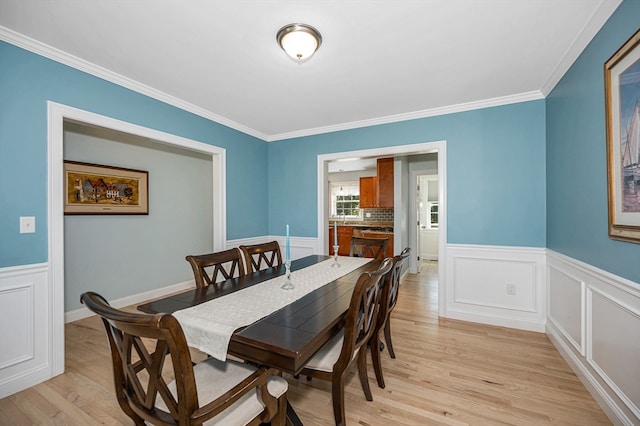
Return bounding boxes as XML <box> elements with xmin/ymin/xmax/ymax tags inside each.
<box><xmin>173</xmin><ymin>256</ymin><xmax>372</xmax><ymax>361</ymax></box>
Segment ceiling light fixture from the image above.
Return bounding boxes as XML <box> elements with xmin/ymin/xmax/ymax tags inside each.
<box><xmin>276</xmin><ymin>23</ymin><xmax>322</xmax><ymax>63</ymax></box>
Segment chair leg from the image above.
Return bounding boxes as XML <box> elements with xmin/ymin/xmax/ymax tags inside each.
<box><xmin>357</xmin><ymin>348</ymin><xmax>373</xmax><ymax>401</ymax></box>
<box><xmin>383</xmin><ymin>320</ymin><xmax>396</xmax><ymax>359</ymax></box>
<box><xmin>272</xmin><ymin>394</ymin><xmax>287</xmax><ymax>426</ymax></box>
<box><xmin>331</xmin><ymin>374</ymin><xmax>347</xmax><ymax>426</ymax></box>
<box><xmin>370</xmin><ymin>335</ymin><xmax>386</xmax><ymax>388</ymax></box>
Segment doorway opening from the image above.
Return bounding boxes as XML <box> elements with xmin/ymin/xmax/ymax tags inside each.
<box><xmin>414</xmin><ymin>173</ymin><xmax>439</xmax><ymax>272</ymax></box>
<box><xmin>317</xmin><ymin>141</ymin><xmax>446</xmax><ymax>317</ymax></box>
<box><xmin>47</xmin><ymin>102</ymin><xmax>226</xmax><ymax>377</ymax></box>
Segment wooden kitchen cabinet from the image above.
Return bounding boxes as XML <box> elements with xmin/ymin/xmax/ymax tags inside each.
<box><xmin>359</xmin><ymin>176</ymin><xmax>376</xmax><ymax>208</ymax></box>
<box><xmin>376</xmin><ymin>157</ymin><xmax>394</xmax><ymax>208</ymax></box>
<box><xmin>359</xmin><ymin>158</ymin><xmax>393</xmax><ymax>208</ymax></box>
<box><xmin>329</xmin><ymin>225</ymin><xmax>353</xmax><ymax>256</ymax></box>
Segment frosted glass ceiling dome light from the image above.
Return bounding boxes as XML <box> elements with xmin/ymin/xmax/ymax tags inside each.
<box><xmin>277</xmin><ymin>23</ymin><xmax>322</xmax><ymax>63</ymax></box>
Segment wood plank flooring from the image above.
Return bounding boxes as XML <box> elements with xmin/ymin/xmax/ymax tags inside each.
<box><xmin>0</xmin><ymin>261</ymin><xmax>611</xmax><ymax>425</ymax></box>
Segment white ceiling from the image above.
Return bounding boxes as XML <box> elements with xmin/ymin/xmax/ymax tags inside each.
<box><xmin>0</xmin><ymin>1</ymin><xmax>621</xmax><ymax>142</ymax></box>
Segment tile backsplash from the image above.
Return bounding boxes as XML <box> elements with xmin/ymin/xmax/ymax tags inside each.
<box><xmin>362</xmin><ymin>208</ymin><xmax>394</xmax><ymax>222</ymax></box>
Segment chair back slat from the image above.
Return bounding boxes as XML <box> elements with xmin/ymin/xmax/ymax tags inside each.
<box><xmin>380</xmin><ymin>247</ymin><xmax>411</xmax><ymax>322</ymax></box>
<box><xmin>339</xmin><ymin>257</ymin><xmax>393</xmax><ymax>365</ymax></box>
<box><xmin>370</xmin><ymin>247</ymin><xmax>412</xmax><ymax>389</ymax></box>
<box><xmin>81</xmin><ymin>292</ymin><xmax>198</xmax><ymax>424</ymax></box>
<box><xmin>81</xmin><ymin>291</ymin><xmax>288</xmax><ymax>425</ymax></box>
<box><xmin>240</xmin><ymin>241</ymin><xmax>283</xmax><ymax>273</ymax></box>
<box><xmin>349</xmin><ymin>236</ymin><xmax>389</xmax><ymax>260</ymax></box>
<box><xmin>186</xmin><ymin>248</ymin><xmax>245</xmax><ymax>289</ymax></box>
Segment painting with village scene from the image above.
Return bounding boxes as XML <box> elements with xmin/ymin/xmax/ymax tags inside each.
<box><xmin>606</xmin><ymin>28</ymin><xmax>640</xmax><ymax>242</ymax></box>
<box><xmin>64</xmin><ymin>161</ymin><xmax>148</xmax><ymax>214</ymax></box>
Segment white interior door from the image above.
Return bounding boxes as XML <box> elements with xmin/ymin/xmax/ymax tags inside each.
<box><xmin>419</xmin><ymin>175</ymin><xmax>439</xmax><ymax>261</ymax></box>
<box><xmin>416</xmin><ymin>176</ymin><xmax>423</xmax><ymax>271</ymax></box>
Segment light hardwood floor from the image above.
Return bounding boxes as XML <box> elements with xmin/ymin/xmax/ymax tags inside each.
<box><xmin>0</xmin><ymin>261</ymin><xmax>611</xmax><ymax>425</ymax></box>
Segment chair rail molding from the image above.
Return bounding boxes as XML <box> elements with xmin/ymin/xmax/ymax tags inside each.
<box><xmin>227</xmin><ymin>235</ymin><xmax>316</xmax><ymax>262</ymax></box>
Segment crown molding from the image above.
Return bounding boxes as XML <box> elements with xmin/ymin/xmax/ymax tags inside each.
<box><xmin>266</xmin><ymin>91</ymin><xmax>544</xmax><ymax>141</ymax></box>
<box><xmin>540</xmin><ymin>0</ymin><xmax>622</xmax><ymax>96</ymax></box>
<box><xmin>2</xmin><ymin>0</ymin><xmax>620</xmax><ymax>145</ymax></box>
<box><xmin>0</xmin><ymin>26</ymin><xmax>270</xmax><ymax>141</ymax></box>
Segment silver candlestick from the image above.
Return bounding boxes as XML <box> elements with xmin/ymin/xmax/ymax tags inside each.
<box><xmin>281</xmin><ymin>260</ymin><xmax>294</xmax><ymax>289</ymax></box>
<box><xmin>331</xmin><ymin>245</ymin><xmax>341</xmax><ymax>267</ymax></box>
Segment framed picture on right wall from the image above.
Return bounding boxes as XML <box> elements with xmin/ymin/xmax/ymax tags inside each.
<box><xmin>605</xmin><ymin>28</ymin><xmax>640</xmax><ymax>243</ymax></box>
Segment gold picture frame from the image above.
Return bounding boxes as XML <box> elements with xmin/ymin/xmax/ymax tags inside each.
<box><xmin>64</xmin><ymin>161</ymin><xmax>149</xmax><ymax>215</ymax></box>
<box><xmin>605</xmin><ymin>28</ymin><xmax>640</xmax><ymax>243</ymax></box>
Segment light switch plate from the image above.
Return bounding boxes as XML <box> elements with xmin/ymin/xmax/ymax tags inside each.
<box><xmin>20</xmin><ymin>216</ymin><xmax>36</xmax><ymax>234</ymax></box>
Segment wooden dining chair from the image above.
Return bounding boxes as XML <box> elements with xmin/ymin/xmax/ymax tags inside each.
<box><xmin>185</xmin><ymin>247</ymin><xmax>245</xmax><ymax>289</ymax></box>
<box><xmin>349</xmin><ymin>236</ymin><xmax>389</xmax><ymax>260</ymax></box>
<box><xmin>370</xmin><ymin>247</ymin><xmax>411</xmax><ymax>388</ymax></box>
<box><xmin>239</xmin><ymin>241</ymin><xmax>283</xmax><ymax>273</ymax></box>
<box><xmin>80</xmin><ymin>291</ymin><xmax>288</xmax><ymax>426</ymax></box>
<box><xmin>297</xmin><ymin>258</ymin><xmax>393</xmax><ymax>426</ymax></box>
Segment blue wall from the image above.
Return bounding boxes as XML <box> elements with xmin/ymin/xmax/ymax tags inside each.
<box><xmin>0</xmin><ymin>41</ymin><xmax>268</xmax><ymax>268</ymax></box>
<box><xmin>546</xmin><ymin>0</ymin><xmax>640</xmax><ymax>284</ymax></box>
<box><xmin>268</xmin><ymin>100</ymin><xmax>547</xmax><ymax>248</ymax></box>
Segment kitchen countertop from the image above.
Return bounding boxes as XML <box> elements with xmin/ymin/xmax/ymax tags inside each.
<box><xmin>328</xmin><ymin>220</ymin><xmax>393</xmax><ymax>228</ymax></box>
<box><xmin>359</xmin><ymin>229</ymin><xmax>394</xmax><ymax>235</ymax></box>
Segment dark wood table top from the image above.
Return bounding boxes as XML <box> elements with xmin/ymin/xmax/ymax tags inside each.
<box><xmin>137</xmin><ymin>255</ymin><xmax>379</xmax><ymax>374</ymax></box>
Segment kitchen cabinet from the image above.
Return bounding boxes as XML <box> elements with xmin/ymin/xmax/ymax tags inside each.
<box><xmin>376</xmin><ymin>157</ymin><xmax>394</xmax><ymax>208</ymax></box>
<box><xmin>359</xmin><ymin>176</ymin><xmax>376</xmax><ymax>208</ymax></box>
<box><xmin>329</xmin><ymin>225</ymin><xmax>353</xmax><ymax>256</ymax></box>
<box><xmin>358</xmin><ymin>158</ymin><xmax>393</xmax><ymax>208</ymax></box>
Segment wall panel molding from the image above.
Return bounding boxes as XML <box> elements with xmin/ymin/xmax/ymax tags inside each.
<box><xmin>0</xmin><ymin>263</ymin><xmax>49</xmax><ymax>399</ymax></box>
<box><xmin>587</xmin><ymin>287</ymin><xmax>640</xmax><ymax>420</ymax></box>
<box><xmin>547</xmin><ymin>250</ymin><xmax>640</xmax><ymax>425</ymax></box>
<box><xmin>444</xmin><ymin>244</ymin><xmax>547</xmax><ymax>332</ymax></box>
<box><xmin>0</xmin><ymin>282</ymin><xmax>34</xmax><ymax>369</ymax></box>
<box><xmin>547</xmin><ymin>265</ymin><xmax>585</xmax><ymax>355</ymax></box>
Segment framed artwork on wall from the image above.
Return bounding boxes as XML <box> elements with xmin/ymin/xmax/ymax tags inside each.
<box><xmin>605</xmin><ymin>28</ymin><xmax>640</xmax><ymax>243</ymax></box>
<box><xmin>63</xmin><ymin>161</ymin><xmax>149</xmax><ymax>215</ymax></box>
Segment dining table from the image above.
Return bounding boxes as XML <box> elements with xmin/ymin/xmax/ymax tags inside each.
<box><xmin>137</xmin><ymin>254</ymin><xmax>380</xmax><ymax>425</ymax></box>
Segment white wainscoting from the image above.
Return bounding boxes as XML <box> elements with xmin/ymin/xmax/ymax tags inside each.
<box><xmin>546</xmin><ymin>250</ymin><xmax>640</xmax><ymax>425</ymax></box>
<box><xmin>226</xmin><ymin>236</ymin><xmax>319</xmax><ymax>261</ymax></box>
<box><xmin>0</xmin><ymin>263</ymin><xmax>50</xmax><ymax>398</ymax></box>
<box><xmin>444</xmin><ymin>244</ymin><xmax>547</xmax><ymax>332</ymax></box>
<box><xmin>5</xmin><ymin>239</ymin><xmax>638</xmax><ymax>426</ymax></box>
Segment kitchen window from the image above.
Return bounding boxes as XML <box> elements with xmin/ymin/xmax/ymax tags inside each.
<box><xmin>330</xmin><ymin>182</ymin><xmax>361</xmax><ymax>219</ymax></box>
<box><xmin>428</xmin><ymin>202</ymin><xmax>438</xmax><ymax>229</ymax></box>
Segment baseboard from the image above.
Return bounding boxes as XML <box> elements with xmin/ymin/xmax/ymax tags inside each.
<box><xmin>0</xmin><ymin>363</ymin><xmax>51</xmax><ymax>399</ymax></box>
<box><xmin>65</xmin><ymin>279</ymin><xmax>194</xmax><ymax>323</ymax></box>
<box><xmin>66</xmin><ymin>235</ymin><xmax>321</xmax><ymax>323</ymax></box>
<box><xmin>446</xmin><ymin>308</ymin><xmax>546</xmax><ymax>332</ymax></box>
